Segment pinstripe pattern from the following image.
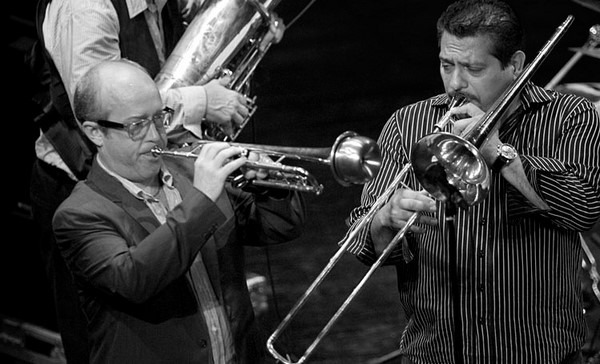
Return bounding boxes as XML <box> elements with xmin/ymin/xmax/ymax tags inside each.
<box><xmin>345</xmin><ymin>83</ymin><xmax>600</xmax><ymax>363</ymax></box>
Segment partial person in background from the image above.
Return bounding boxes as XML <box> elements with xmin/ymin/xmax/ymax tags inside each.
<box><xmin>555</xmin><ymin>82</ymin><xmax>600</xmax><ymax>113</ymax></box>
<box><xmin>344</xmin><ymin>0</ymin><xmax>600</xmax><ymax>363</ymax></box>
<box><xmin>29</xmin><ymin>0</ymin><xmax>284</xmax><ymax>362</ymax></box>
<box><xmin>53</xmin><ymin>59</ymin><xmax>305</xmax><ymax>364</ymax></box>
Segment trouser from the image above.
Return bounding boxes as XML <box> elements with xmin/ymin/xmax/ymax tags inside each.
<box><xmin>29</xmin><ymin>159</ymin><xmax>90</xmax><ymax>363</ymax></box>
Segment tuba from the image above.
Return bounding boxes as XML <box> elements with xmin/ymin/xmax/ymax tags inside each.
<box><xmin>155</xmin><ymin>0</ymin><xmax>282</xmax><ymax>141</ymax></box>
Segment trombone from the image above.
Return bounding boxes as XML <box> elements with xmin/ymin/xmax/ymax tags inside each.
<box><xmin>267</xmin><ymin>15</ymin><xmax>574</xmax><ymax>364</ymax></box>
<box><xmin>152</xmin><ymin>131</ymin><xmax>382</xmax><ymax>195</ymax></box>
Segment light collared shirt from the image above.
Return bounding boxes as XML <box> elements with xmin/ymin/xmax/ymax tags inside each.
<box><xmin>96</xmin><ymin>156</ymin><xmax>236</xmax><ymax>364</ymax></box>
<box><xmin>37</xmin><ymin>0</ymin><xmax>206</xmax><ymax>180</ymax></box>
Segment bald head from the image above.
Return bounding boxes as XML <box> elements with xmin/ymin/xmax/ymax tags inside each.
<box><xmin>74</xmin><ymin>60</ymin><xmax>160</xmax><ymax>123</ymax></box>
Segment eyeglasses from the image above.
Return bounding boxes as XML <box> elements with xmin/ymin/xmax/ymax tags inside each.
<box><xmin>95</xmin><ymin>107</ymin><xmax>174</xmax><ymax>140</ymax></box>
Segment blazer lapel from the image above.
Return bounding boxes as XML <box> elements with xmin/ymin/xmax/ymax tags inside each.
<box><xmin>86</xmin><ymin>159</ymin><xmax>161</xmax><ymax>234</ymax></box>
<box><xmin>169</xmin><ymin>161</ymin><xmax>224</xmax><ymax>301</ymax></box>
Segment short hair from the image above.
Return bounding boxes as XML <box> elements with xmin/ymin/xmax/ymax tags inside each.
<box><xmin>436</xmin><ymin>0</ymin><xmax>525</xmax><ymax>67</ymax></box>
<box><xmin>73</xmin><ymin>59</ymin><xmax>151</xmax><ymax>123</ymax></box>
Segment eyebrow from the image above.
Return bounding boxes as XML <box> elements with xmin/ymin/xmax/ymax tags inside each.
<box><xmin>439</xmin><ymin>56</ymin><xmax>486</xmax><ymax>68</ymax></box>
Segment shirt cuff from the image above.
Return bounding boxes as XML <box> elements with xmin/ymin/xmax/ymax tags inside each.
<box><xmin>505</xmin><ymin>155</ymin><xmax>554</xmax><ymax>218</ymax></box>
<box><xmin>165</xmin><ymin>85</ymin><xmax>207</xmax><ymax>139</ymax></box>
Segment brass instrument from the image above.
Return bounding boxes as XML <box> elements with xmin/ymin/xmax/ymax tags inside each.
<box><xmin>545</xmin><ymin>24</ymin><xmax>600</xmax><ymax>89</ymax></box>
<box><xmin>152</xmin><ymin>131</ymin><xmax>382</xmax><ymax>195</ymax></box>
<box><xmin>267</xmin><ymin>16</ymin><xmax>574</xmax><ymax>364</ymax></box>
<box><xmin>154</xmin><ymin>0</ymin><xmax>282</xmax><ymax>141</ymax></box>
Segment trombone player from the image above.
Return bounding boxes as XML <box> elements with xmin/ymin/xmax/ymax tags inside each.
<box><xmin>345</xmin><ymin>0</ymin><xmax>600</xmax><ymax>363</ymax></box>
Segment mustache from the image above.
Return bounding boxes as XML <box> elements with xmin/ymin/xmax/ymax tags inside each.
<box><xmin>448</xmin><ymin>92</ymin><xmax>474</xmax><ymax>103</ymax></box>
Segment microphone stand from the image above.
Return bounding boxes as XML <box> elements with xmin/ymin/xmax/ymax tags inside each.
<box><xmin>444</xmin><ymin>201</ymin><xmax>464</xmax><ymax>364</ymax></box>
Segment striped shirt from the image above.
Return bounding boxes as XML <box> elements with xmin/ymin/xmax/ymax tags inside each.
<box><xmin>345</xmin><ymin>83</ymin><xmax>600</xmax><ymax>364</ymax></box>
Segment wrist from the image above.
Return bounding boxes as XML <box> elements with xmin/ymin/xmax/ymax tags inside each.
<box><xmin>491</xmin><ymin>143</ymin><xmax>518</xmax><ymax>172</ymax></box>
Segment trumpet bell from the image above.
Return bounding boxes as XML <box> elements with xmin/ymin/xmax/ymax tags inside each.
<box><xmin>411</xmin><ymin>132</ymin><xmax>490</xmax><ymax>208</ymax></box>
<box><xmin>330</xmin><ymin>131</ymin><xmax>382</xmax><ymax>186</ymax></box>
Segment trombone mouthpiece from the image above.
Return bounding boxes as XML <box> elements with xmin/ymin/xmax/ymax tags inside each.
<box><xmin>433</xmin><ymin>95</ymin><xmax>467</xmax><ymax>132</ymax></box>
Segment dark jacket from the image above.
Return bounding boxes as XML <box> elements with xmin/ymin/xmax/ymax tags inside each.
<box><xmin>52</xmin><ymin>158</ymin><xmax>305</xmax><ymax>363</ymax></box>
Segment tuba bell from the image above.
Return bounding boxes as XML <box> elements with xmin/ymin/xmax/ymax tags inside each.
<box><xmin>155</xmin><ymin>0</ymin><xmax>282</xmax><ymax>141</ymax></box>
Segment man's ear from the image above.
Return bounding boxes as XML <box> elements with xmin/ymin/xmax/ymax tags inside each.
<box><xmin>510</xmin><ymin>51</ymin><xmax>526</xmax><ymax>78</ymax></box>
<box><xmin>82</xmin><ymin>121</ymin><xmax>104</xmax><ymax>147</ymax></box>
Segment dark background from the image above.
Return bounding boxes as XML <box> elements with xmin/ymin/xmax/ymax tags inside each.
<box><xmin>4</xmin><ymin>1</ymin><xmax>599</xmax><ymax>363</ymax></box>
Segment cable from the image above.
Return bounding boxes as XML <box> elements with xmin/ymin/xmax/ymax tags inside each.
<box><xmin>285</xmin><ymin>0</ymin><xmax>318</xmax><ymax>30</ymax></box>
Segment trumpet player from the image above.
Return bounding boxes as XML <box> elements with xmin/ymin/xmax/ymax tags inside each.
<box><xmin>30</xmin><ymin>0</ymin><xmax>284</xmax><ymax>361</ymax></box>
<box><xmin>345</xmin><ymin>0</ymin><xmax>600</xmax><ymax>363</ymax></box>
<box><xmin>52</xmin><ymin>59</ymin><xmax>305</xmax><ymax>364</ymax></box>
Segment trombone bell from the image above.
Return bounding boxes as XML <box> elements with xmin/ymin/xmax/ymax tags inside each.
<box><xmin>411</xmin><ymin>132</ymin><xmax>490</xmax><ymax>209</ymax></box>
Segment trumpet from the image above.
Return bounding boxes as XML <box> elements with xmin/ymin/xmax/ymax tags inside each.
<box><xmin>152</xmin><ymin>131</ymin><xmax>382</xmax><ymax>195</ymax></box>
<box><xmin>267</xmin><ymin>15</ymin><xmax>574</xmax><ymax>364</ymax></box>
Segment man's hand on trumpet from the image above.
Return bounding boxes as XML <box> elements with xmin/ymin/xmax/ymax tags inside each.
<box><xmin>191</xmin><ymin>142</ymin><xmax>277</xmax><ymax>201</ymax></box>
<box><xmin>370</xmin><ymin>189</ymin><xmax>438</xmax><ymax>256</ymax></box>
<box><xmin>192</xmin><ymin>142</ymin><xmax>247</xmax><ymax>202</ymax></box>
<box><xmin>240</xmin><ymin>151</ymin><xmax>274</xmax><ymax>181</ymax></box>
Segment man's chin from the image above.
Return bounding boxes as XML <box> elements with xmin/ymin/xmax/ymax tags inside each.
<box><xmin>140</xmin><ymin>153</ymin><xmax>162</xmax><ymax>170</ymax></box>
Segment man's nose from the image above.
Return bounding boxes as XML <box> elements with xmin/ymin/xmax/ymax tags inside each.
<box><xmin>145</xmin><ymin>122</ymin><xmax>162</xmax><ymax>141</ymax></box>
<box><xmin>448</xmin><ymin>69</ymin><xmax>467</xmax><ymax>92</ymax></box>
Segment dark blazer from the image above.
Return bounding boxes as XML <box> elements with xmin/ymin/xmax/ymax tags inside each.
<box><xmin>52</xmin><ymin>158</ymin><xmax>305</xmax><ymax>363</ymax></box>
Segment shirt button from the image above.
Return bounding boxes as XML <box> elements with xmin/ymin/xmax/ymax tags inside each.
<box><xmin>480</xmin><ymin>217</ymin><xmax>487</xmax><ymax>225</ymax></box>
<box><xmin>478</xmin><ymin>284</ymin><xmax>484</xmax><ymax>292</ymax></box>
<box><xmin>478</xmin><ymin>317</ymin><xmax>485</xmax><ymax>325</ymax></box>
<box><xmin>199</xmin><ymin>339</ymin><xmax>207</xmax><ymax>348</ymax></box>
<box><xmin>478</xmin><ymin>250</ymin><xmax>484</xmax><ymax>258</ymax></box>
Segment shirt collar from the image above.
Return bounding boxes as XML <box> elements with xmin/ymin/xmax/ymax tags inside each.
<box><xmin>126</xmin><ymin>0</ymin><xmax>168</xmax><ymax>19</ymax></box>
<box><xmin>96</xmin><ymin>156</ymin><xmax>175</xmax><ymax>201</ymax></box>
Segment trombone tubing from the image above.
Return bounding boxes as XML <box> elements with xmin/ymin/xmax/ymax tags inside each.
<box><xmin>266</xmin><ymin>163</ymin><xmax>414</xmax><ymax>364</ymax></box>
<box><xmin>266</xmin><ymin>97</ymin><xmax>463</xmax><ymax>364</ymax></box>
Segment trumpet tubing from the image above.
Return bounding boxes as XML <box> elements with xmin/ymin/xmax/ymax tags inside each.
<box><xmin>152</xmin><ymin>131</ymin><xmax>382</xmax><ymax>195</ymax></box>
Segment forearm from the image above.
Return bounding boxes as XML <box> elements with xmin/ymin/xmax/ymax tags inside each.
<box><xmin>517</xmin><ymin>154</ymin><xmax>600</xmax><ymax>230</ymax></box>
<box><xmin>245</xmin><ymin>191</ymin><xmax>307</xmax><ymax>245</ymax></box>
<box><xmin>508</xmin><ymin>105</ymin><xmax>600</xmax><ymax>230</ymax></box>
<box><xmin>163</xmin><ymin>86</ymin><xmax>208</xmax><ymax>140</ymax></box>
<box><xmin>45</xmin><ymin>0</ymin><xmax>121</xmax><ymax>106</ymax></box>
